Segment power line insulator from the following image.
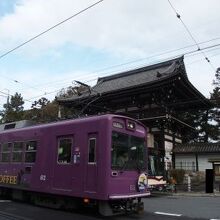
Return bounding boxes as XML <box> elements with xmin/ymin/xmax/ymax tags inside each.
<box><xmin>176</xmin><ymin>13</ymin><xmax>181</xmax><ymax>19</ymax></box>
<box><xmin>205</xmin><ymin>57</ymin><xmax>210</xmax><ymax>63</ymax></box>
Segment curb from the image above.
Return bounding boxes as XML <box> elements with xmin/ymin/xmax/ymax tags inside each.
<box><xmin>151</xmin><ymin>191</ymin><xmax>220</xmax><ymax>197</ymax></box>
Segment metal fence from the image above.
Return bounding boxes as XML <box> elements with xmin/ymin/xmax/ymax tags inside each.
<box><xmin>175</xmin><ymin>162</ymin><xmax>196</xmax><ymax>171</ymax></box>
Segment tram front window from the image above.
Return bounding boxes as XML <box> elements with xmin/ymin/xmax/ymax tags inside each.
<box><xmin>111</xmin><ymin>131</ymin><xmax>146</xmax><ymax>170</ymax></box>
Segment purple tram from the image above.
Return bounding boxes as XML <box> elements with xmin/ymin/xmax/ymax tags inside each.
<box><xmin>0</xmin><ymin>114</ymin><xmax>150</xmax><ymax>215</ymax></box>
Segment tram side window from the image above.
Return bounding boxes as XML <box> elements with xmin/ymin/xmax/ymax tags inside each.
<box><xmin>0</xmin><ymin>143</ymin><xmax>11</xmax><ymax>162</ymax></box>
<box><xmin>25</xmin><ymin>141</ymin><xmax>37</xmax><ymax>163</ymax></box>
<box><xmin>58</xmin><ymin>138</ymin><xmax>72</xmax><ymax>164</ymax></box>
<box><xmin>88</xmin><ymin>138</ymin><xmax>96</xmax><ymax>163</ymax></box>
<box><xmin>12</xmin><ymin>142</ymin><xmax>23</xmax><ymax>163</ymax></box>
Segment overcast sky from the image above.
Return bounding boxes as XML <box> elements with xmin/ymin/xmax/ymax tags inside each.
<box><xmin>0</xmin><ymin>0</ymin><xmax>219</xmax><ymax>109</ymax></box>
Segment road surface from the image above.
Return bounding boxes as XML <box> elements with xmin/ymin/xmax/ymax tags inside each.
<box><xmin>0</xmin><ymin>195</ymin><xmax>219</xmax><ymax>220</ymax></box>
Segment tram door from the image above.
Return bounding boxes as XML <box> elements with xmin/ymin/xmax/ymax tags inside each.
<box><xmin>84</xmin><ymin>134</ymin><xmax>98</xmax><ymax>193</ymax></box>
<box><xmin>52</xmin><ymin>136</ymin><xmax>73</xmax><ymax>191</ymax></box>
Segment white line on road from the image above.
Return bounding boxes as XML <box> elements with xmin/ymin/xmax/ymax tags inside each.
<box><xmin>0</xmin><ymin>200</ymin><xmax>11</xmax><ymax>203</ymax></box>
<box><xmin>210</xmin><ymin>219</ymin><xmax>220</xmax><ymax>220</ymax></box>
<box><xmin>155</xmin><ymin>211</ymin><xmax>182</xmax><ymax>217</ymax></box>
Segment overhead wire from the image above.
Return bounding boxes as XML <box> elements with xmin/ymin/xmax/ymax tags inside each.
<box><xmin>33</xmin><ymin>38</ymin><xmax>220</xmax><ymax>90</ymax></box>
<box><xmin>1</xmin><ymin>0</ymin><xmax>219</xmax><ymax>104</ymax></box>
<box><xmin>0</xmin><ymin>73</ymin><xmax>44</xmax><ymax>92</ymax></box>
<box><xmin>0</xmin><ymin>94</ymin><xmax>8</xmax><ymax>98</ymax></box>
<box><xmin>0</xmin><ymin>0</ymin><xmax>105</xmax><ymax>106</ymax></box>
<box><xmin>0</xmin><ymin>0</ymin><xmax>105</xmax><ymax>94</ymax></box>
<box><xmin>167</xmin><ymin>0</ymin><xmax>217</xmax><ymax>73</ymax></box>
<box><xmin>1</xmin><ymin>57</ymin><xmax>217</xmax><ymax>108</ymax></box>
<box><xmin>25</xmin><ymin>41</ymin><xmax>220</xmax><ymax>101</ymax></box>
<box><xmin>26</xmin><ymin>89</ymin><xmax>62</xmax><ymax>101</ymax></box>
<box><xmin>0</xmin><ymin>0</ymin><xmax>104</xmax><ymax>61</ymax></box>
<box><xmin>0</xmin><ymin>89</ymin><xmax>33</xmax><ymax>103</ymax></box>
<box><xmin>187</xmin><ymin>52</ymin><xmax>220</xmax><ymax>66</ymax></box>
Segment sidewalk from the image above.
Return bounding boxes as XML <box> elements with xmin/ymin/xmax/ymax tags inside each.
<box><xmin>151</xmin><ymin>190</ymin><xmax>220</xmax><ymax>197</ymax></box>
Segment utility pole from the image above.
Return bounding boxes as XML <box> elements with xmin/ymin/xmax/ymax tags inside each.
<box><xmin>4</xmin><ymin>89</ymin><xmax>10</xmax><ymax>110</ymax></box>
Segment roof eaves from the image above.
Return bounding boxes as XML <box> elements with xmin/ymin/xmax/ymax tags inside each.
<box><xmin>174</xmin><ymin>143</ymin><xmax>220</xmax><ymax>153</ymax></box>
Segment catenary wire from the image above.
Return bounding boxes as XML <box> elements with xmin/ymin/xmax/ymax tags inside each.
<box><xmin>2</xmin><ymin>32</ymin><xmax>220</xmax><ymax>102</ymax></box>
<box><xmin>26</xmin><ymin>43</ymin><xmax>220</xmax><ymax>102</ymax></box>
<box><xmin>167</xmin><ymin>0</ymin><xmax>217</xmax><ymax>73</ymax></box>
<box><xmin>33</xmin><ymin>39</ymin><xmax>220</xmax><ymax>89</ymax></box>
<box><xmin>0</xmin><ymin>90</ymin><xmax>33</xmax><ymax>103</ymax></box>
<box><xmin>0</xmin><ymin>1</ymin><xmax>217</xmax><ymax>108</ymax></box>
<box><xmin>0</xmin><ymin>0</ymin><xmax>217</xmax><ymax>105</ymax></box>
<box><xmin>0</xmin><ymin>0</ymin><xmax>105</xmax><ymax>94</ymax></box>
<box><xmin>0</xmin><ymin>0</ymin><xmax>104</xmax><ymax>61</ymax></box>
<box><xmin>1</xmin><ymin>1</ymin><xmax>219</xmax><ymax>97</ymax></box>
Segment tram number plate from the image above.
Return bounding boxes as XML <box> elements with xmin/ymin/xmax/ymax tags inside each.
<box><xmin>40</xmin><ymin>175</ymin><xmax>46</xmax><ymax>181</ymax></box>
<box><xmin>130</xmin><ymin>185</ymin><xmax>136</xmax><ymax>191</ymax></box>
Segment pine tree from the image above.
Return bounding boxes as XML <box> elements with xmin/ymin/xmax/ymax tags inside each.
<box><xmin>210</xmin><ymin>68</ymin><xmax>220</xmax><ymax>141</ymax></box>
<box><xmin>24</xmin><ymin>97</ymin><xmax>59</xmax><ymax>123</ymax></box>
<box><xmin>179</xmin><ymin>70</ymin><xmax>220</xmax><ymax>143</ymax></box>
<box><xmin>0</xmin><ymin>93</ymin><xmax>24</xmax><ymax>123</ymax></box>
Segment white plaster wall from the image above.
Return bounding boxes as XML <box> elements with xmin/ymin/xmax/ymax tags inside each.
<box><xmin>198</xmin><ymin>155</ymin><xmax>218</xmax><ymax>171</ymax></box>
<box><xmin>175</xmin><ymin>155</ymin><xmax>196</xmax><ymax>163</ymax></box>
<box><xmin>175</xmin><ymin>154</ymin><xmax>220</xmax><ymax>171</ymax></box>
<box><xmin>175</xmin><ymin>155</ymin><xmax>196</xmax><ymax>170</ymax></box>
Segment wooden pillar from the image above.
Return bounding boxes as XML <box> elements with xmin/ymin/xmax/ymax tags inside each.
<box><xmin>195</xmin><ymin>153</ymin><xmax>199</xmax><ymax>171</ymax></box>
<box><xmin>172</xmin><ymin>152</ymin><xmax>175</xmax><ymax>169</ymax></box>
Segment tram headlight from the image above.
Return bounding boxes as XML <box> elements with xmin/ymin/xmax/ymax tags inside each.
<box><xmin>127</xmin><ymin>121</ymin><xmax>136</xmax><ymax>130</ymax></box>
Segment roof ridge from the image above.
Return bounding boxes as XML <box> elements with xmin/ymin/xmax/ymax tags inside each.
<box><xmin>97</xmin><ymin>56</ymin><xmax>184</xmax><ymax>83</ymax></box>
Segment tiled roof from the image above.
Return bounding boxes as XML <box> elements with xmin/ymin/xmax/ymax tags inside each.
<box><xmin>57</xmin><ymin>56</ymin><xmax>211</xmax><ymax>111</ymax></box>
<box><xmin>173</xmin><ymin>143</ymin><xmax>220</xmax><ymax>153</ymax></box>
<box><xmin>58</xmin><ymin>56</ymin><xmax>185</xmax><ymax>102</ymax></box>
<box><xmin>94</xmin><ymin>57</ymin><xmax>181</xmax><ymax>94</ymax></box>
